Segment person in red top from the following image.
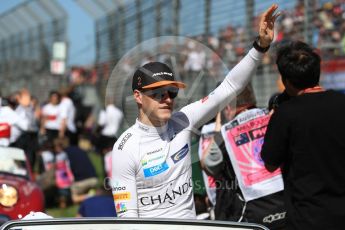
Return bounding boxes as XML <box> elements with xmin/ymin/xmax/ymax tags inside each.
<box><xmin>40</xmin><ymin>91</ymin><xmax>63</xmax><ymax>142</ymax></box>
<box><xmin>0</xmin><ymin>95</ymin><xmax>29</xmax><ymax>147</ymax></box>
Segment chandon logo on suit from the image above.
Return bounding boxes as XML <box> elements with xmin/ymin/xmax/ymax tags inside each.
<box><xmin>140</xmin><ymin>177</ymin><xmax>193</xmax><ymax>206</ymax></box>
<box><xmin>118</xmin><ymin>133</ymin><xmax>132</xmax><ymax>150</ymax></box>
<box><xmin>170</xmin><ymin>144</ymin><xmax>189</xmax><ymax>164</ymax></box>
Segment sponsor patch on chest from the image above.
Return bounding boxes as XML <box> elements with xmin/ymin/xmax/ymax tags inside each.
<box><xmin>170</xmin><ymin>144</ymin><xmax>189</xmax><ymax>164</ymax></box>
<box><xmin>141</xmin><ymin>147</ymin><xmax>165</xmax><ymax>166</ymax></box>
<box><xmin>143</xmin><ymin>162</ymin><xmax>169</xmax><ymax>178</ymax></box>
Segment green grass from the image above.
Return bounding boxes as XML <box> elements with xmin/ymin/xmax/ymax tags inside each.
<box><xmin>46</xmin><ymin>151</ymin><xmax>104</xmax><ymax>217</ymax></box>
<box><xmin>88</xmin><ymin>151</ymin><xmax>105</xmax><ymax>185</ymax></box>
<box><xmin>46</xmin><ymin>204</ymin><xmax>79</xmax><ymax>217</ymax></box>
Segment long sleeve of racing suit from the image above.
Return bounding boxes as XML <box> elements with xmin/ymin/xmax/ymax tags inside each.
<box><xmin>112</xmin><ymin>136</ymin><xmax>139</xmax><ymax>217</ymax></box>
<box><xmin>180</xmin><ymin>48</ymin><xmax>262</xmax><ymax>129</ymax></box>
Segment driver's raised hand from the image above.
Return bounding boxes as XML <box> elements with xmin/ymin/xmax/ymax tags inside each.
<box><xmin>258</xmin><ymin>4</ymin><xmax>281</xmax><ymax>48</ymax></box>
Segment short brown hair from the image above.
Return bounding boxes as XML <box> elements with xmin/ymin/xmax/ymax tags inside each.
<box><xmin>53</xmin><ymin>137</ymin><xmax>69</xmax><ymax>149</ymax></box>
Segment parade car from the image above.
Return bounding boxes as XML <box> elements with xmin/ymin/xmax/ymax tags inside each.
<box><xmin>0</xmin><ymin>147</ymin><xmax>45</xmax><ymax>224</ymax></box>
<box><xmin>0</xmin><ymin>218</ymin><xmax>269</xmax><ymax>230</ymax></box>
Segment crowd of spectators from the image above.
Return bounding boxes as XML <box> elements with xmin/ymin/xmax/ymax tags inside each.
<box><xmin>109</xmin><ymin>1</ymin><xmax>345</xmax><ymax>105</ymax></box>
<box><xmin>0</xmin><ymin>71</ymin><xmax>123</xmax><ymax>214</ymax></box>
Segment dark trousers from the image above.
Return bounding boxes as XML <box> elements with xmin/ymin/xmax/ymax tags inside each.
<box><xmin>10</xmin><ymin>131</ymin><xmax>38</xmax><ymax>169</ymax></box>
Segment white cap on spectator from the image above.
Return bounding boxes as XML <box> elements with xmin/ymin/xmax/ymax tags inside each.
<box><xmin>22</xmin><ymin>211</ymin><xmax>53</xmax><ymax>220</ymax></box>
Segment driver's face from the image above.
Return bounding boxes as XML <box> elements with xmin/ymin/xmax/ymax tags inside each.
<box><xmin>140</xmin><ymin>87</ymin><xmax>178</xmax><ymax>124</ymax></box>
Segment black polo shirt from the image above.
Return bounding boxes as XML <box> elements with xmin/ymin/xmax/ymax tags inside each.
<box><xmin>261</xmin><ymin>90</ymin><xmax>345</xmax><ymax>230</ymax></box>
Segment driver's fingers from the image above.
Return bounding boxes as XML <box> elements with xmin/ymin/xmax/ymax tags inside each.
<box><xmin>259</xmin><ymin>4</ymin><xmax>278</xmax><ymax>28</ymax></box>
<box><xmin>271</xmin><ymin>12</ymin><xmax>282</xmax><ymax>23</ymax></box>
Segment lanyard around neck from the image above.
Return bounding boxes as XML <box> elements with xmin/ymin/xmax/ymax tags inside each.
<box><xmin>300</xmin><ymin>86</ymin><xmax>325</xmax><ymax>94</ymax></box>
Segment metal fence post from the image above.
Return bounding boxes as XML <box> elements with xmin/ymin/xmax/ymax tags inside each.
<box><xmin>205</xmin><ymin>0</ymin><xmax>211</xmax><ymax>37</ymax></box>
<box><xmin>304</xmin><ymin>0</ymin><xmax>312</xmax><ymax>45</ymax></box>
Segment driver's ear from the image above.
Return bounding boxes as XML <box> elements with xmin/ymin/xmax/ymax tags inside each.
<box><xmin>133</xmin><ymin>90</ymin><xmax>143</xmax><ymax>105</ymax></box>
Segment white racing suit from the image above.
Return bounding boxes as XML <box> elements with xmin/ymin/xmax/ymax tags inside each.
<box><xmin>112</xmin><ymin>48</ymin><xmax>263</xmax><ymax>218</ymax></box>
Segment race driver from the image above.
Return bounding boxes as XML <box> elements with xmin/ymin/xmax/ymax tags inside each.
<box><xmin>112</xmin><ymin>4</ymin><xmax>280</xmax><ymax>218</ymax></box>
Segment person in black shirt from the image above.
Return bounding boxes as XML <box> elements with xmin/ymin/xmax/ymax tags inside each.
<box><xmin>77</xmin><ymin>185</ymin><xmax>116</xmax><ymax>217</ymax></box>
<box><xmin>64</xmin><ymin>141</ymin><xmax>99</xmax><ymax>204</ymax></box>
<box><xmin>201</xmin><ymin>86</ymin><xmax>286</xmax><ymax>229</ymax></box>
<box><xmin>261</xmin><ymin>40</ymin><xmax>345</xmax><ymax>230</ymax></box>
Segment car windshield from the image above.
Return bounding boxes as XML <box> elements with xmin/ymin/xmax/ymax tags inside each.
<box><xmin>0</xmin><ymin>147</ymin><xmax>29</xmax><ymax>178</ymax></box>
<box><xmin>0</xmin><ymin>218</ymin><xmax>269</xmax><ymax>230</ymax></box>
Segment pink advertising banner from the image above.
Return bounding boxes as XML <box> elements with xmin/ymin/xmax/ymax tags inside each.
<box><xmin>221</xmin><ymin>109</ymin><xmax>284</xmax><ymax>201</ymax></box>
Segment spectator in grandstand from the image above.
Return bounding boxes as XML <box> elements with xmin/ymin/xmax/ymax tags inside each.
<box><xmin>69</xmin><ymin>69</ymin><xmax>101</xmax><ymax>137</ymax></box>
<box><xmin>59</xmin><ymin>87</ymin><xmax>78</xmax><ymax>145</ymax></box>
<box><xmin>53</xmin><ymin>138</ymin><xmax>74</xmax><ymax>208</ymax></box>
<box><xmin>111</xmin><ymin>4</ymin><xmax>280</xmax><ymax>218</ymax></box>
<box><xmin>94</xmin><ymin>99</ymin><xmax>123</xmax><ymax>178</ymax></box>
<box><xmin>0</xmin><ymin>94</ymin><xmax>29</xmax><ymax>147</ymax></box>
<box><xmin>261</xmin><ymin>40</ymin><xmax>345</xmax><ymax>230</ymax></box>
<box><xmin>37</xmin><ymin>140</ymin><xmax>57</xmax><ymax>207</ymax></box>
<box><xmin>184</xmin><ymin>43</ymin><xmax>206</xmax><ymax>74</ymax></box>
<box><xmin>12</xmin><ymin>89</ymin><xmax>40</xmax><ymax>168</ymax></box>
<box><xmin>97</xmin><ymin>100</ymin><xmax>123</xmax><ymax>155</ymax></box>
<box><xmin>218</xmin><ymin>26</ymin><xmax>238</xmax><ymax>68</ymax></box>
<box><xmin>183</xmin><ymin>43</ymin><xmax>207</xmax><ymax>100</ymax></box>
<box><xmin>38</xmin><ymin>141</ymin><xmax>55</xmax><ymax>175</ymax></box>
<box><xmin>199</xmin><ymin>85</ymin><xmax>286</xmax><ymax>229</ymax></box>
<box><xmin>31</xmin><ymin>96</ymin><xmax>42</xmax><ymax>127</ymax></box>
<box><xmin>276</xmin><ymin>1</ymin><xmax>345</xmax><ymax>59</ymax></box>
<box><xmin>62</xmin><ymin>138</ymin><xmax>99</xmax><ymax>204</ymax></box>
<box><xmin>40</xmin><ymin>91</ymin><xmax>63</xmax><ymax>142</ymax></box>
